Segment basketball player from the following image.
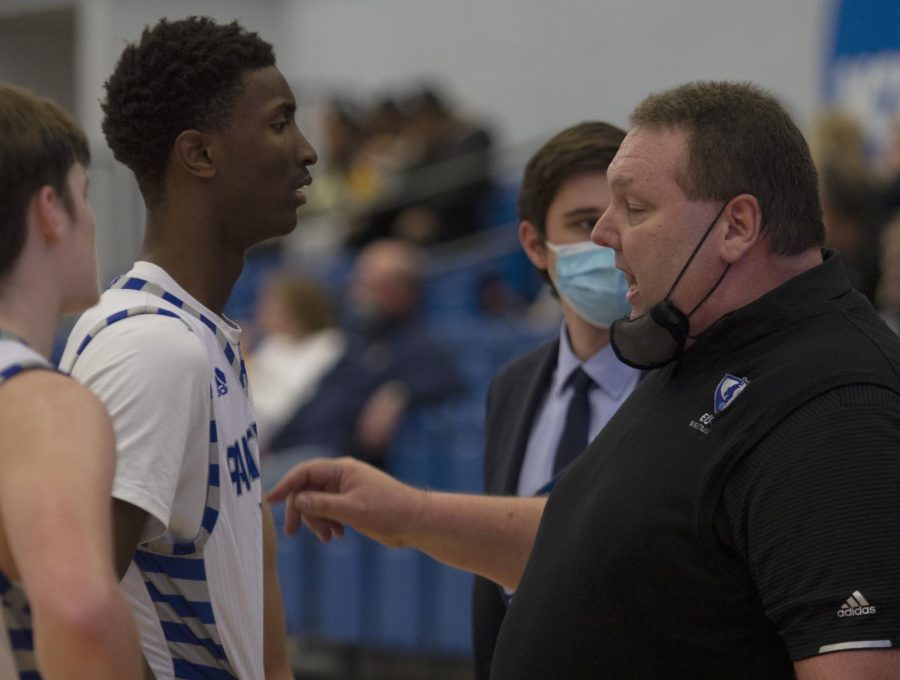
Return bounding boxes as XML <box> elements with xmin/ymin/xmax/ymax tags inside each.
<box><xmin>0</xmin><ymin>84</ymin><xmax>140</xmax><ymax>678</ymax></box>
<box><xmin>58</xmin><ymin>17</ymin><xmax>315</xmax><ymax>679</ymax></box>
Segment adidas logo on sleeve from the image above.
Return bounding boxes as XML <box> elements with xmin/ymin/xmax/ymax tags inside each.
<box><xmin>837</xmin><ymin>591</ymin><xmax>876</xmax><ymax>618</ymax></box>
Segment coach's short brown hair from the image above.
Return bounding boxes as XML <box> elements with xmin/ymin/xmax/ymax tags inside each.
<box><xmin>631</xmin><ymin>81</ymin><xmax>824</xmax><ymax>255</ymax></box>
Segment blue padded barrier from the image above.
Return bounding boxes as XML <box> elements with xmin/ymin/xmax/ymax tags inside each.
<box><xmin>272</xmin><ymin>502</ymin><xmax>318</xmax><ymax>635</ymax></box>
<box><xmin>432</xmin><ymin>567</ymin><xmax>475</xmax><ymax>655</ymax></box>
<box><xmin>363</xmin><ymin>547</ymin><xmax>424</xmax><ymax>651</ymax></box>
<box><xmin>316</xmin><ymin>527</ymin><xmax>368</xmax><ymax>643</ymax></box>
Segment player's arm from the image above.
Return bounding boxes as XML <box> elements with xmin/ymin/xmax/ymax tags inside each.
<box><xmin>111</xmin><ymin>501</ymin><xmax>155</xmax><ymax>679</ymax></box>
<box><xmin>112</xmin><ymin>499</ymin><xmax>149</xmax><ymax>578</ymax></box>
<box><xmin>0</xmin><ymin>371</ymin><xmax>141</xmax><ymax>679</ymax></box>
<box><xmin>267</xmin><ymin>457</ymin><xmax>545</xmax><ymax>590</ymax></box>
<box><xmin>262</xmin><ymin>500</ymin><xmax>293</xmax><ymax>680</ymax></box>
<box><xmin>69</xmin><ymin>315</ymin><xmax>211</xmax><ymax>578</ymax></box>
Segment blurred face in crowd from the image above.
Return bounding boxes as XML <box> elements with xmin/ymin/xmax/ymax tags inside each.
<box><xmin>350</xmin><ymin>241</ymin><xmax>421</xmax><ymax>322</ymax></box>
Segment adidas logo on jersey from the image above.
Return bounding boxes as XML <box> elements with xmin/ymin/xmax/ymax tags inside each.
<box><xmin>837</xmin><ymin>590</ymin><xmax>876</xmax><ymax>617</ymax></box>
<box><xmin>214</xmin><ymin>367</ymin><xmax>228</xmax><ymax>396</ymax></box>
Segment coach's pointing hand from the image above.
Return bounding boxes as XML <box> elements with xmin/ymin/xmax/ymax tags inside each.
<box><xmin>269</xmin><ymin>456</ymin><xmax>545</xmax><ymax>590</ymax></box>
<box><xmin>266</xmin><ymin>457</ymin><xmax>428</xmax><ymax>547</ymax></box>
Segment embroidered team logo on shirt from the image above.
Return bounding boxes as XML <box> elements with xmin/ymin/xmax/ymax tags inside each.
<box><xmin>714</xmin><ymin>374</ymin><xmax>750</xmax><ymax>414</ymax></box>
<box><xmin>689</xmin><ymin>373</ymin><xmax>751</xmax><ymax>435</ymax></box>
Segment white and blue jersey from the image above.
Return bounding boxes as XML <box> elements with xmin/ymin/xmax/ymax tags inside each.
<box><xmin>59</xmin><ymin>262</ymin><xmax>263</xmax><ymax>679</ymax></box>
<box><xmin>0</xmin><ymin>335</ymin><xmax>51</xmax><ymax>679</ymax></box>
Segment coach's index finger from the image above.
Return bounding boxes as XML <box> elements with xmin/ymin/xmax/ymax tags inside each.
<box><xmin>266</xmin><ymin>457</ymin><xmax>344</xmax><ymax>503</ymax></box>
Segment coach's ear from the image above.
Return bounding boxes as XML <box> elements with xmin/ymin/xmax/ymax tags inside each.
<box><xmin>174</xmin><ymin>129</ymin><xmax>216</xmax><ymax>180</ymax></box>
<box><xmin>719</xmin><ymin>194</ymin><xmax>761</xmax><ymax>263</ymax></box>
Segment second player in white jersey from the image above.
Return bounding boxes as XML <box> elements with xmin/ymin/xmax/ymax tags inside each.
<box><xmin>60</xmin><ymin>261</ymin><xmax>263</xmax><ymax>679</ymax></box>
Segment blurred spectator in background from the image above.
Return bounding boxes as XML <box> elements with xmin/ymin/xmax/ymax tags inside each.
<box><xmin>809</xmin><ymin>110</ymin><xmax>869</xmax><ymax>174</ymax></box>
<box><xmin>819</xmin><ymin>164</ymin><xmax>881</xmax><ymax>301</ymax></box>
<box><xmin>877</xmin><ymin>210</ymin><xmax>900</xmax><ymax>334</ymax></box>
<box><xmin>247</xmin><ymin>275</ymin><xmax>345</xmax><ymax>450</ymax></box>
<box><xmin>306</xmin><ymin>84</ymin><xmax>495</xmax><ymax>250</ymax></box>
<box><xmin>343</xmin><ymin>97</ymin><xmax>416</xmax><ymax>214</ymax></box>
<box><xmin>811</xmin><ymin>111</ymin><xmax>882</xmax><ymax>301</ymax></box>
<box><xmin>386</xmin><ymin>86</ymin><xmax>495</xmax><ymax>245</ymax></box>
<box><xmin>306</xmin><ymin>98</ymin><xmax>365</xmax><ymax>214</ymax></box>
<box><xmin>878</xmin><ymin>117</ymin><xmax>900</xmax><ymax>224</ymax></box>
<box><xmin>265</xmin><ymin>238</ymin><xmax>463</xmax><ymax>478</ymax></box>
<box><xmin>877</xmin><ymin>119</ymin><xmax>900</xmax><ymax>335</ymax></box>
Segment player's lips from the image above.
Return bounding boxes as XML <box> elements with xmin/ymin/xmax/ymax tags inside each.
<box><xmin>292</xmin><ymin>174</ymin><xmax>312</xmax><ymax>206</ymax></box>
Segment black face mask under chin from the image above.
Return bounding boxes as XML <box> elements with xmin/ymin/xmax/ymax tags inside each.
<box><xmin>610</xmin><ymin>202</ymin><xmax>731</xmax><ymax>370</ymax></box>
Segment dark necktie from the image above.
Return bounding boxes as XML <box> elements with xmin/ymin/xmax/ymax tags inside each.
<box><xmin>552</xmin><ymin>367</ymin><xmax>594</xmax><ymax>475</ymax></box>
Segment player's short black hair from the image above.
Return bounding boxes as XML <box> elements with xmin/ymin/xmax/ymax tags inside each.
<box><xmin>101</xmin><ymin>16</ymin><xmax>275</xmax><ymax>202</ymax></box>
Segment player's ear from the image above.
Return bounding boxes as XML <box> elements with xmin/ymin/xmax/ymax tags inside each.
<box><xmin>31</xmin><ymin>185</ymin><xmax>65</xmax><ymax>243</ymax></box>
<box><xmin>520</xmin><ymin>220</ymin><xmax>549</xmax><ymax>270</ymax></box>
<box><xmin>174</xmin><ymin>129</ymin><xmax>216</xmax><ymax>180</ymax></box>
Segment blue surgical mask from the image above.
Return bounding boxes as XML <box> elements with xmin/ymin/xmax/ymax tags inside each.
<box><xmin>546</xmin><ymin>240</ymin><xmax>630</xmax><ymax>328</ymax></box>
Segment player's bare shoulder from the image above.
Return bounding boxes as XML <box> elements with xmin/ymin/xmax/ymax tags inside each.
<box><xmin>0</xmin><ymin>369</ymin><xmax>115</xmax><ymax>458</ymax></box>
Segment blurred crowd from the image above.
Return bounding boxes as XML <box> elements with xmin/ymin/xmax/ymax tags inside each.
<box><xmin>812</xmin><ymin>111</ymin><xmax>900</xmax><ymax>330</ymax></box>
<box><xmin>306</xmin><ymin>83</ymin><xmax>496</xmax><ymax>250</ymax></box>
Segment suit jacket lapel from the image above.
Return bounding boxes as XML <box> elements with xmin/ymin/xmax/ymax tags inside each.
<box><xmin>499</xmin><ymin>340</ymin><xmax>559</xmax><ymax>494</ymax></box>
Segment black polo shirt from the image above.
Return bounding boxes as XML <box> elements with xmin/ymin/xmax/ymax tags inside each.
<box><xmin>492</xmin><ymin>251</ymin><xmax>900</xmax><ymax>679</ymax></box>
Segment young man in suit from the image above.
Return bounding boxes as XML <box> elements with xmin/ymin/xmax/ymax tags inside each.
<box><xmin>472</xmin><ymin>121</ymin><xmax>638</xmax><ymax>678</ymax></box>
